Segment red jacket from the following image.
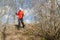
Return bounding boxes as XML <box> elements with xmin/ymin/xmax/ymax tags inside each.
<box><xmin>17</xmin><ymin>10</ymin><xmax>24</xmax><ymax>19</ymax></box>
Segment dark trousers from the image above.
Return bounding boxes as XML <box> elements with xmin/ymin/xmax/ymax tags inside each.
<box><xmin>18</xmin><ymin>18</ymin><xmax>25</xmax><ymax>29</ymax></box>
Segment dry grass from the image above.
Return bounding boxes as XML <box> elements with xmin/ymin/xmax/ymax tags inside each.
<box><xmin>0</xmin><ymin>24</ymin><xmax>43</xmax><ymax>40</ymax></box>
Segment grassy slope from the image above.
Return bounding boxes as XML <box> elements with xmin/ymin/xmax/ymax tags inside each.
<box><xmin>0</xmin><ymin>24</ymin><xmax>45</xmax><ymax>40</ymax></box>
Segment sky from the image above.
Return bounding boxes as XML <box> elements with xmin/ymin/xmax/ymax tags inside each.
<box><xmin>0</xmin><ymin>0</ymin><xmax>57</xmax><ymax>25</ymax></box>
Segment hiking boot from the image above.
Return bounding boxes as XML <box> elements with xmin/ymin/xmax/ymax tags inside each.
<box><xmin>23</xmin><ymin>25</ymin><xmax>25</xmax><ymax>28</ymax></box>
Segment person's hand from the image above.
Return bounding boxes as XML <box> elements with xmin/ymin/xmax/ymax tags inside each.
<box><xmin>16</xmin><ymin>13</ymin><xmax>17</xmax><ymax>15</ymax></box>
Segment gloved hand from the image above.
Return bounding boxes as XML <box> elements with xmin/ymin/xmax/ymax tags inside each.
<box><xmin>16</xmin><ymin>13</ymin><xmax>17</xmax><ymax>15</ymax></box>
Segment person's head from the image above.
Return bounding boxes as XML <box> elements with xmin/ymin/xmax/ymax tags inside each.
<box><xmin>19</xmin><ymin>8</ymin><xmax>22</xmax><ymax>11</ymax></box>
<box><xmin>19</xmin><ymin>10</ymin><xmax>21</xmax><ymax>11</ymax></box>
<box><xmin>19</xmin><ymin>8</ymin><xmax>22</xmax><ymax>10</ymax></box>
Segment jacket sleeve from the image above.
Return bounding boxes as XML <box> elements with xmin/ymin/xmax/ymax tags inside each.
<box><xmin>23</xmin><ymin>11</ymin><xmax>24</xmax><ymax>16</ymax></box>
